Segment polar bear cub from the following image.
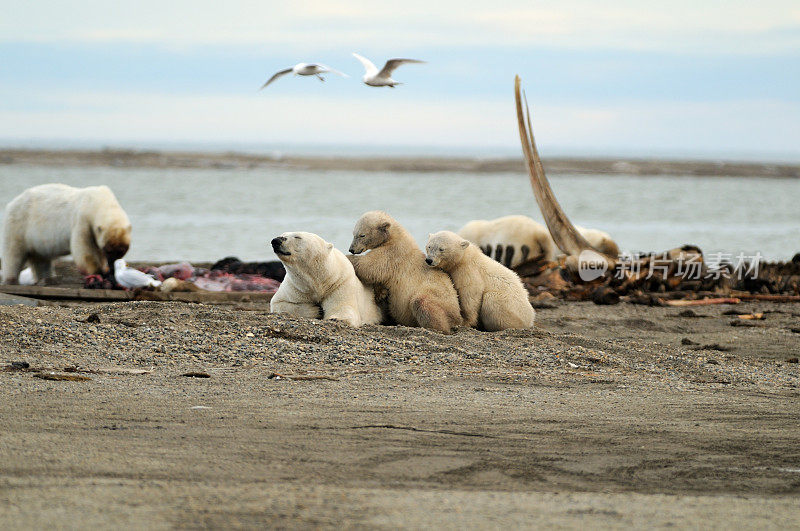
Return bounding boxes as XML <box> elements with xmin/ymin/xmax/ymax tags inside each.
<box><xmin>270</xmin><ymin>231</ymin><xmax>382</xmax><ymax>327</ymax></box>
<box><xmin>349</xmin><ymin>211</ymin><xmax>462</xmax><ymax>334</ymax></box>
<box><xmin>425</xmin><ymin>231</ymin><xmax>535</xmax><ymax>332</ymax></box>
<box><xmin>2</xmin><ymin>183</ymin><xmax>131</xmax><ymax>284</ymax></box>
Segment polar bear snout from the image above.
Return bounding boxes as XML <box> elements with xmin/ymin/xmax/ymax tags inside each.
<box><xmin>425</xmin><ymin>258</ymin><xmax>433</xmax><ymax>266</ymax></box>
<box><xmin>102</xmin><ymin>241</ymin><xmax>129</xmax><ymax>273</ymax></box>
<box><xmin>349</xmin><ymin>239</ymin><xmax>364</xmax><ymax>255</ymax></box>
<box><xmin>102</xmin><ymin>241</ymin><xmax>129</xmax><ymax>262</ymax></box>
<box><xmin>271</xmin><ymin>236</ymin><xmax>290</xmax><ymax>256</ymax></box>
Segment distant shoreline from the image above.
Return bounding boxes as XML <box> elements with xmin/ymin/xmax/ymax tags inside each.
<box><xmin>1</xmin><ymin>148</ymin><xmax>799</xmax><ymax>178</ymax></box>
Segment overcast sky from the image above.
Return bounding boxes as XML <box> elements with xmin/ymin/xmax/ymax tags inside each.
<box><xmin>2</xmin><ymin>1</ymin><xmax>799</xmax><ymax>159</ymax></box>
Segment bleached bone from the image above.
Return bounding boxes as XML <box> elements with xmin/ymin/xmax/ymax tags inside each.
<box><xmin>514</xmin><ymin>76</ymin><xmax>617</xmax><ymax>273</ymax></box>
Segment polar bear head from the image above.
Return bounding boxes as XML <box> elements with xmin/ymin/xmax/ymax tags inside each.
<box><xmin>425</xmin><ymin>231</ymin><xmax>470</xmax><ymax>269</ymax></box>
<box><xmin>93</xmin><ymin>218</ymin><xmax>132</xmax><ymax>262</ymax></box>
<box><xmin>89</xmin><ymin>186</ymin><xmax>132</xmax><ymax>266</ymax></box>
<box><xmin>271</xmin><ymin>231</ymin><xmax>334</xmax><ymax>264</ymax></box>
<box><xmin>349</xmin><ymin>210</ymin><xmax>393</xmax><ymax>254</ymax></box>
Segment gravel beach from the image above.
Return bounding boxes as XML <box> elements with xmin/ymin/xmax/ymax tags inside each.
<box><xmin>1</xmin><ymin>294</ymin><xmax>799</xmax><ymax>528</ymax></box>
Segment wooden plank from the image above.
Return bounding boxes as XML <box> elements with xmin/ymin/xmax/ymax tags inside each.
<box><xmin>0</xmin><ymin>285</ymin><xmax>273</xmax><ymax>304</ymax></box>
<box><xmin>0</xmin><ymin>285</ymin><xmax>134</xmax><ymax>301</ymax></box>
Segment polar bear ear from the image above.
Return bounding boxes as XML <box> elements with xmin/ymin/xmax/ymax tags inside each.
<box><xmin>326</xmin><ymin>242</ymin><xmax>334</xmax><ymax>252</ymax></box>
<box><xmin>378</xmin><ymin>222</ymin><xmax>390</xmax><ymax>232</ymax></box>
<box><xmin>460</xmin><ymin>240</ymin><xmax>469</xmax><ymax>248</ymax></box>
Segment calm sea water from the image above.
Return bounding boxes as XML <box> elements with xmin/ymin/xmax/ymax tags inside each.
<box><xmin>1</xmin><ymin>164</ymin><xmax>798</xmax><ymax>262</ymax></box>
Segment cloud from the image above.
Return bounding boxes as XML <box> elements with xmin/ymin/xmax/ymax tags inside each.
<box><xmin>1</xmin><ymin>2</ymin><xmax>798</xmax><ymax>158</ymax></box>
<box><xmin>468</xmin><ymin>2</ymin><xmax>800</xmax><ymax>53</ymax></box>
<box><xmin>2</xmin><ymin>1</ymin><xmax>798</xmax><ymax>55</ymax></box>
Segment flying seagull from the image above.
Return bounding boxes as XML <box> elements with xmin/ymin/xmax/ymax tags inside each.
<box><xmin>352</xmin><ymin>53</ymin><xmax>425</xmax><ymax>87</ymax></box>
<box><xmin>114</xmin><ymin>259</ymin><xmax>162</xmax><ymax>289</ymax></box>
<box><xmin>259</xmin><ymin>63</ymin><xmax>348</xmax><ymax>89</ymax></box>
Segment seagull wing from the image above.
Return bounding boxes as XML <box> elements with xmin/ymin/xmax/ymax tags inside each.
<box><xmin>330</xmin><ymin>68</ymin><xmax>349</xmax><ymax>78</ymax></box>
<box><xmin>259</xmin><ymin>68</ymin><xmax>293</xmax><ymax>90</ymax></box>
<box><xmin>317</xmin><ymin>64</ymin><xmax>349</xmax><ymax>78</ymax></box>
<box><xmin>377</xmin><ymin>58</ymin><xmax>426</xmax><ymax>78</ymax></box>
<box><xmin>352</xmin><ymin>53</ymin><xmax>378</xmax><ymax>76</ymax></box>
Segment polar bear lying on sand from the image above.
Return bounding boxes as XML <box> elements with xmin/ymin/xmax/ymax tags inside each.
<box><xmin>348</xmin><ymin>211</ymin><xmax>462</xmax><ymax>334</ymax></box>
<box><xmin>457</xmin><ymin>215</ymin><xmax>556</xmax><ymax>268</ymax></box>
<box><xmin>2</xmin><ymin>183</ymin><xmax>131</xmax><ymax>284</ymax></box>
<box><xmin>270</xmin><ymin>231</ymin><xmax>382</xmax><ymax>327</ymax></box>
<box><xmin>457</xmin><ymin>215</ymin><xmax>619</xmax><ymax>268</ymax></box>
<box><xmin>425</xmin><ymin>231</ymin><xmax>535</xmax><ymax>332</ymax></box>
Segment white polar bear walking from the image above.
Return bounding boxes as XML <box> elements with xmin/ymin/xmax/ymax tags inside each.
<box><xmin>2</xmin><ymin>183</ymin><xmax>132</xmax><ymax>284</ymax></box>
<box><xmin>270</xmin><ymin>231</ymin><xmax>382</xmax><ymax>327</ymax></box>
<box><xmin>425</xmin><ymin>231</ymin><xmax>535</xmax><ymax>332</ymax></box>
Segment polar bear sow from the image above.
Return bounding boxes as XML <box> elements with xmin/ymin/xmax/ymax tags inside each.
<box><xmin>270</xmin><ymin>232</ymin><xmax>382</xmax><ymax>327</ymax></box>
<box><xmin>2</xmin><ymin>183</ymin><xmax>131</xmax><ymax>284</ymax></box>
<box><xmin>425</xmin><ymin>231</ymin><xmax>535</xmax><ymax>332</ymax></box>
<box><xmin>348</xmin><ymin>211</ymin><xmax>462</xmax><ymax>334</ymax></box>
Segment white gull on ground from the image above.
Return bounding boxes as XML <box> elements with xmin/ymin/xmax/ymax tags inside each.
<box><xmin>18</xmin><ymin>267</ymin><xmax>35</xmax><ymax>285</ymax></box>
<box><xmin>114</xmin><ymin>259</ymin><xmax>161</xmax><ymax>289</ymax></box>
<box><xmin>260</xmin><ymin>63</ymin><xmax>348</xmax><ymax>89</ymax></box>
<box><xmin>351</xmin><ymin>53</ymin><xmax>425</xmax><ymax>87</ymax></box>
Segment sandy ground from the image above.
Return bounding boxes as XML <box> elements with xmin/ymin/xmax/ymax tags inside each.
<box><xmin>1</xmin><ymin>296</ymin><xmax>799</xmax><ymax>528</ymax></box>
<box><xmin>2</xmin><ymin>148</ymin><xmax>799</xmax><ymax>177</ymax></box>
